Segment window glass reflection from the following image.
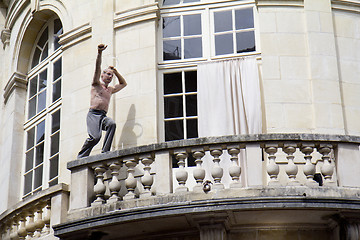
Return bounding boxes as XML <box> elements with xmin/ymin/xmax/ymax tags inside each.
<box><xmin>236</xmin><ymin>31</ymin><xmax>255</xmax><ymax>53</ymax></box>
<box><xmin>184</xmin><ymin>38</ymin><xmax>202</xmax><ymax>59</ymax></box>
<box><xmin>163</xmin><ymin>40</ymin><xmax>181</xmax><ymax>60</ymax></box>
<box><xmin>163</xmin><ymin>16</ymin><xmax>181</xmax><ymax>38</ymax></box>
<box><xmin>214</xmin><ymin>11</ymin><xmax>232</xmax><ymax>32</ymax></box>
<box><xmin>235</xmin><ymin>8</ymin><xmax>254</xmax><ymax>30</ymax></box>
<box><xmin>215</xmin><ymin>34</ymin><xmax>233</xmax><ymax>55</ymax></box>
<box><xmin>184</xmin><ymin>14</ymin><xmax>201</xmax><ymax>36</ymax></box>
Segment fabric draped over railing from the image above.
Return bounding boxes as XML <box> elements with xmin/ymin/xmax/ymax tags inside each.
<box><xmin>197</xmin><ymin>57</ymin><xmax>262</xmax><ymax>137</ymax></box>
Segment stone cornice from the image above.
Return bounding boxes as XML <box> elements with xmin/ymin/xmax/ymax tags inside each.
<box><xmin>255</xmin><ymin>0</ymin><xmax>304</xmax><ymax>7</ymax></box>
<box><xmin>58</xmin><ymin>23</ymin><xmax>92</xmax><ymax>50</ymax></box>
<box><xmin>114</xmin><ymin>3</ymin><xmax>159</xmax><ymax>29</ymax></box>
<box><xmin>3</xmin><ymin>71</ymin><xmax>27</xmax><ymax>104</ymax></box>
<box><xmin>332</xmin><ymin>0</ymin><xmax>360</xmax><ymax>13</ymax></box>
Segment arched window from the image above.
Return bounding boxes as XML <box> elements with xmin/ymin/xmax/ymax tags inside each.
<box><xmin>23</xmin><ymin>17</ymin><xmax>63</xmax><ymax>197</ymax></box>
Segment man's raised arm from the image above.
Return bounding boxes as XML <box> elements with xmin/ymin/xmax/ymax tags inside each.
<box><xmin>92</xmin><ymin>44</ymin><xmax>107</xmax><ymax>86</ymax></box>
<box><xmin>110</xmin><ymin>66</ymin><xmax>127</xmax><ymax>93</ymax></box>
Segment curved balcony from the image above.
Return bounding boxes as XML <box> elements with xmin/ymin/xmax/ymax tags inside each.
<box><xmin>16</xmin><ymin>133</ymin><xmax>360</xmax><ymax>239</ymax></box>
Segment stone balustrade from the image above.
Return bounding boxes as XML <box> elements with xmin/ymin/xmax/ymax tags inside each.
<box><xmin>67</xmin><ymin>134</ymin><xmax>360</xmax><ymax>210</ymax></box>
<box><xmin>0</xmin><ymin>184</ymin><xmax>69</xmax><ymax>240</ymax></box>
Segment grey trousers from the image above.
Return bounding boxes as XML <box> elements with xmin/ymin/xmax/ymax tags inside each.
<box><xmin>78</xmin><ymin>109</ymin><xmax>116</xmax><ymax>158</ymax></box>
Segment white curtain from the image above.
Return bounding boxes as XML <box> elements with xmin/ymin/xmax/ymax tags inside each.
<box><xmin>197</xmin><ymin>57</ymin><xmax>262</xmax><ymax>137</ymax></box>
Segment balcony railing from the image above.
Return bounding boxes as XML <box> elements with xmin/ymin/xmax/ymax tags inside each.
<box><xmin>0</xmin><ymin>184</ymin><xmax>69</xmax><ymax>240</ymax></box>
<box><xmin>67</xmin><ymin>134</ymin><xmax>360</xmax><ymax>211</ymax></box>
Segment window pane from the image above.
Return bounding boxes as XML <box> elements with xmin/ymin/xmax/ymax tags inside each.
<box><xmin>29</xmin><ymin>76</ymin><xmax>38</xmax><ymax>98</ymax></box>
<box><xmin>215</xmin><ymin>33</ymin><xmax>233</xmax><ymax>55</ymax></box>
<box><xmin>37</xmin><ymin>90</ymin><xmax>46</xmax><ymax>113</ymax></box>
<box><xmin>49</xmin><ymin>155</ymin><xmax>59</xmax><ymax>179</ymax></box>
<box><xmin>164</xmin><ymin>96</ymin><xmax>183</xmax><ymax>118</ymax></box>
<box><xmin>36</xmin><ymin>121</ymin><xmax>45</xmax><ymax>143</ymax></box>
<box><xmin>164</xmin><ymin>73</ymin><xmax>182</xmax><ymax>94</ymax></box>
<box><xmin>39</xmin><ymin>70</ymin><xmax>47</xmax><ymax>91</ymax></box>
<box><xmin>165</xmin><ymin>120</ymin><xmax>184</xmax><ymax>141</ymax></box>
<box><xmin>26</xmin><ymin>127</ymin><xmax>35</xmax><ymax>150</ymax></box>
<box><xmin>38</xmin><ymin>27</ymin><xmax>48</xmax><ymax>48</ymax></box>
<box><xmin>184</xmin><ymin>38</ymin><xmax>202</xmax><ymax>59</ymax></box>
<box><xmin>214</xmin><ymin>10</ymin><xmax>232</xmax><ymax>32</ymax></box>
<box><xmin>52</xmin><ymin>110</ymin><xmax>61</xmax><ymax>133</ymax></box>
<box><xmin>41</xmin><ymin>43</ymin><xmax>49</xmax><ymax>61</ymax></box>
<box><xmin>187</xmin><ymin>119</ymin><xmax>198</xmax><ymax>139</ymax></box>
<box><xmin>185</xmin><ymin>71</ymin><xmax>197</xmax><ymax>92</ymax></box>
<box><xmin>53</xmin><ymin>80</ymin><xmax>61</xmax><ymax>102</ymax></box>
<box><xmin>186</xmin><ymin>95</ymin><xmax>197</xmax><ymax>116</ymax></box>
<box><xmin>34</xmin><ymin>165</ymin><xmax>43</xmax><ymax>189</ymax></box>
<box><xmin>53</xmin><ymin>58</ymin><xmax>62</xmax><ymax>80</ymax></box>
<box><xmin>32</xmin><ymin>48</ymin><xmax>41</xmax><ymax>68</ymax></box>
<box><xmin>35</xmin><ymin>143</ymin><xmax>44</xmax><ymax>166</ymax></box>
<box><xmin>184</xmin><ymin>14</ymin><xmax>201</xmax><ymax>36</ymax></box>
<box><xmin>51</xmin><ymin>132</ymin><xmax>60</xmax><ymax>156</ymax></box>
<box><xmin>163</xmin><ymin>40</ymin><xmax>181</xmax><ymax>60</ymax></box>
<box><xmin>54</xmin><ymin>19</ymin><xmax>63</xmax><ymax>50</ymax></box>
<box><xmin>25</xmin><ymin>149</ymin><xmax>34</xmax><ymax>172</ymax></box>
<box><xmin>49</xmin><ymin>178</ymin><xmax>58</xmax><ymax>187</ymax></box>
<box><xmin>163</xmin><ymin>16</ymin><xmax>181</xmax><ymax>38</ymax></box>
<box><xmin>236</xmin><ymin>31</ymin><xmax>255</xmax><ymax>53</ymax></box>
<box><xmin>235</xmin><ymin>8</ymin><xmax>254</xmax><ymax>30</ymax></box>
<box><xmin>24</xmin><ymin>172</ymin><xmax>33</xmax><ymax>195</ymax></box>
<box><xmin>163</xmin><ymin>0</ymin><xmax>179</xmax><ymax>5</ymax></box>
<box><xmin>28</xmin><ymin>97</ymin><xmax>36</xmax><ymax>119</ymax></box>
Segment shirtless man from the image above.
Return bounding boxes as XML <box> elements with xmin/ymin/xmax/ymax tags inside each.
<box><xmin>78</xmin><ymin>44</ymin><xmax>127</xmax><ymax>158</ymax></box>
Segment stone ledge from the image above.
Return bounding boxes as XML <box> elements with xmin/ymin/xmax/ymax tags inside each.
<box><xmin>67</xmin><ymin>133</ymin><xmax>360</xmax><ymax>170</ymax></box>
<box><xmin>54</xmin><ymin>186</ymin><xmax>360</xmax><ymax>237</ymax></box>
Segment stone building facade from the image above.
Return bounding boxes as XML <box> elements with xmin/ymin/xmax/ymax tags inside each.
<box><xmin>0</xmin><ymin>0</ymin><xmax>360</xmax><ymax>239</ymax></box>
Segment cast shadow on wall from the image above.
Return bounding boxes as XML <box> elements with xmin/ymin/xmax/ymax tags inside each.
<box><xmin>118</xmin><ymin>104</ymin><xmax>143</xmax><ymax>149</ymax></box>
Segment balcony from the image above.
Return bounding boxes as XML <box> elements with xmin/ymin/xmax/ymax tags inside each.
<box><xmin>2</xmin><ymin>134</ymin><xmax>360</xmax><ymax>239</ymax></box>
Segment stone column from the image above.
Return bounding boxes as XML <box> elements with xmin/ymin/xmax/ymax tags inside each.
<box><xmin>193</xmin><ymin>213</ymin><xmax>228</xmax><ymax>240</ymax></box>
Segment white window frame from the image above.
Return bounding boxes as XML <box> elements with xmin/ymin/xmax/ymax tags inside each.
<box><xmin>158</xmin><ymin>0</ymin><xmax>259</xmax><ymax>142</ymax></box>
<box><xmin>22</xmin><ymin>17</ymin><xmax>62</xmax><ymax>198</ymax></box>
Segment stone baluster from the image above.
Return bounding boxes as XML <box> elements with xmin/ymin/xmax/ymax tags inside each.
<box><xmin>140</xmin><ymin>154</ymin><xmax>154</xmax><ymax>198</ymax></box>
<box><xmin>124</xmin><ymin>157</ymin><xmax>139</xmax><ymax>200</ymax></box>
<box><xmin>192</xmin><ymin>148</ymin><xmax>205</xmax><ymax>192</ymax></box>
<box><xmin>300</xmin><ymin>143</ymin><xmax>318</xmax><ymax>186</ymax></box>
<box><xmin>107</xmin><ymin>160</ymin><xmax>122</xmax><ymax>203</ymax></box>
<box><xmin>25</xmin><ymin>210</ymin><xmax>36</xmax><ymax>238</ymax></box>
<box><xmin>265</xmin><ymin>144</ymin><xmax>280</xmax><ymax>185</ymax></box>
<box><xmin>43</xmin><ymin>201</ymin><xmax>51</xmax><ymax>234</ymax></box>
<box><xmin>283</xmin><ymin>143</ymin><xmax>299</xmax><ymax>185</ymax></box>
<box><xmin>34</xmin><ymin>203</ymin><xmax>45</xmax><ymax>238</ymax></box>
<box><xmin>175</xmin><ymin>151</ymin><xmax>189</xmax><ymax>192</ymax></box>
<box><xmin>3</xmin><ymin>222</ymin><xmax>10</xmax><ymax>240</ymax></box>
<box><xmin>210</xmin><ymin>146</ymin><xmax>224</xmax><ymax>190</ymax></box>
<box><xmin>9</xmin><ymin>217</ymin><xmax>19</xmax><ymax>240</ymax></box>
<box><xmin>92</xmin><ymin>164</ymin><xmax>107</xmax><ymax>205</ymax></box>
<box><xmin>17</xmin><ymin>214</ymin><xmax>27</xmax><ymax>240</ymax></box>
<box><xmin>227</xmin><ymin>145</ymin><xmax>241</xmax><ymax>188</ymax></box>
<box><xmin>318</xmin><ymin>144</ymin><xmax>336</xmax><ymax>186</ymax></box>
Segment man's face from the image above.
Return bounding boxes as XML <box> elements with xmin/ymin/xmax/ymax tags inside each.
<box><xmin>101</xmin><ymin>68</ymin><xmax>114</xmax><ymax>84</ymax></box>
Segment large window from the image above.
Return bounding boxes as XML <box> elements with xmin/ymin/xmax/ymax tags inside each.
<box><xmin>159</xmin><ymin>0</ymin><xmax>257</xmax><ymax>142</ymax></box>
<box><xmin>23</xmin><ymin>17</ymin><xmax>63</xmax><ymax>197</ymax></box>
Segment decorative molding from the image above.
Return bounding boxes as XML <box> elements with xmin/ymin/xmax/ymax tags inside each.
<box><xmin>3</xmin><ymin>72</ymin><xmax>27</xmax><ymax>104</ymax></box>
<box><xmin>5</xmin><ymin>0</ymin><xmax>28</xmax><ymax>29</ymax></box>
<box><xmin>255</xmin><ymin>0</ymin><xmax>304</xmax><ymax>7</ymax></box>
<box><xmin>58</xmin><ymin>23</ymin><xmax>92</xmax><ymax>50</ymax></box>
<box><xmin>114</xmin><ymin>3</ymin><xmax>159</xmax><ymax>29</ymax></box>
<box><xmin>332</xmin><ymin>0</ymin><xmax>360</xmax><ymax>13</ymax></box>
<box><xmin>1</xmin><ymin>28</ymin><xmax>10</xmax><ymax>47</ymax></box>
